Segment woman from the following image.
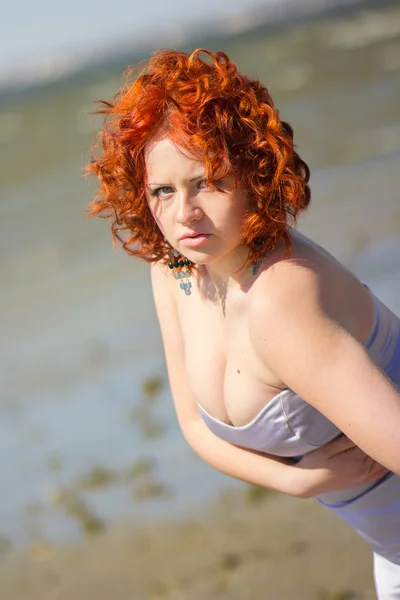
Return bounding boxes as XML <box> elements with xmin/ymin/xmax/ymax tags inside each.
<box><xmin>86</xmin><ymin>49</ymin><xmax>400</xmax><ymax>598</ymax></box>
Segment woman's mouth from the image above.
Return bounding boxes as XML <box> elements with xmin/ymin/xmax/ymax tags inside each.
<box><xmin>180</xmin><ymin>234</ymin><xmax>210</xmax><ymax>248</ymax></box>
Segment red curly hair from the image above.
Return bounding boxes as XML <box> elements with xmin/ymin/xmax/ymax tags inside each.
<box><xmin>85</xmin><ymin>48</ymin><xmax>310</xmax><ymax>265</ymax></box>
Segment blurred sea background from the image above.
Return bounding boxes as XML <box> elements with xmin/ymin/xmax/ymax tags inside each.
<box><xmin>1</xmin><ymin>0</ymin><xmax>399</xmax><ymax>550</ymax></box>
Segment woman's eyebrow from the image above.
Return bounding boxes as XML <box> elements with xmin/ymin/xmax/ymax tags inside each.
<box><xmin>147</xmin><ymin>173</ymin><xmax>206</xmax><ymax>186</ymax></box>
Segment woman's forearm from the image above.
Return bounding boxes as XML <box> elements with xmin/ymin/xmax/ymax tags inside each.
<box><xmin>184</xmin><ymin>420</ymin><xmax>389</xmax><ymax>499</ymax></box>
<box><xmin>184</xmin><ymin>418</ymin><xmax>311</xmax><ymax>498</ymax></box>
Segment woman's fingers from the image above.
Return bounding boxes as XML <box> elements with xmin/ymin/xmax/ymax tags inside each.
<box><xmin>365</xmin><ymin>459</ymin><xmax>389</xmax><ymax>479</ymax></box>
<box><xmin>297</xmin><ymin>435</ymin><xmax>389</xmax><ymax>493</ymax></box>
<box><xmin>324</xmin><ymin>439</ymin><xmax>389</xmax><ymax>482</ymax></box>
<box><xmin>322</xmin><ymin>434</ymin><xmax>356</xmax><ymax>457</ymax></box>
<box><xmin>345</xmin><ymin>449</ymin><xmax>388</xmax><ymax>479</ymax></box>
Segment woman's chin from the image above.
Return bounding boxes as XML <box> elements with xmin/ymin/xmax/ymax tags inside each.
<box><xmin>177</xmin><ymin>246</ymin><xmax>215</xmax><ymax>264</ymax></box>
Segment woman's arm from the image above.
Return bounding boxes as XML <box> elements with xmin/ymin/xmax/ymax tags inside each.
<box><xmin>250</xmin><ymin>264</ymin><xmax>400</xmax><ymax>475</ymax></box>
<box><xmin>151</xmin><ymin>263</ymin><xmax>387</xmax><ymax>498</ymax></box>
<box><xmin>185</xmin><ymin>421</ymin><xmax>387</xmax><ymax>498</ymax></box>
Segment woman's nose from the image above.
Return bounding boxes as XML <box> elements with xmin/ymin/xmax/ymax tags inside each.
<box><xmin>176</xmin><ymin>194</ymin><xmax>203</xmax><ymax>225</ymax></box>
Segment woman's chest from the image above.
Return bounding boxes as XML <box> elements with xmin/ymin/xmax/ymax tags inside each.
<box><xmin>177</xmin><ymin>295</ymin><xmax>283</xmax><ymax>426</ymax></box>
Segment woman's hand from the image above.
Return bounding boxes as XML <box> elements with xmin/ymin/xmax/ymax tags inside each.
<box><xmin>293</xmin><ymin>435</ymin><xmax>389</xmax><ymax>499</ymax></box>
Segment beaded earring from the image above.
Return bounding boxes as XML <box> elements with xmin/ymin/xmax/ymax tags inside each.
<box><xmin>168</xmin><ymin>250</ymin><xmax>193</xmax><ymax>296</ymax></box>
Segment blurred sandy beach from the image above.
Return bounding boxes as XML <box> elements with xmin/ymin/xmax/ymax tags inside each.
<box><xmin>0</xmin><ymin>489</ymin><xmax>377</xmax><ymax>599</ymax></box>
<box><xmin>0</xmin><ymin>0</ymin><xmax>399</xmax><ymax>597</ymax></box>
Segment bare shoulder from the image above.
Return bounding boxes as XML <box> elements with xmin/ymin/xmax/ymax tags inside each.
<box><xmin>247</xmin><ymin>236</ymin><xmax>349</xmax><ymax>369</ymax></box>
<box><xmin>150</xmin><ymin>262</ymin><xmax>185</xmax><ymax>344</ymax></box>
<box><xmin>150</xmin><ymin>261</ymin><xmax>176</xmax><ymax>308</ymax></box>
<box><xmin>248</xmin><ymin>230</ymin><xmax>374</xmax><ymax>377</ymax></box>
<box><xmin>250</xmin><ymin>248</ymin><xmax>321</xmax><ymax>326</ymax></box>
<box><xmin>249</xmin><ymin>229</ymin><xmax>361</xmax><ymax>330</ymax></box>
<box><xmin>150</xmin><ymin>260</ymin><xmax>171</xmax><ymax>287</ymax></box>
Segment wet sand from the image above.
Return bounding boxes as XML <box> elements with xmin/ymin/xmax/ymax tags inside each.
<box><xmin>0</xmin><ymin>487</ymin><xmax>376</xmax><ymax>600</ymax></box>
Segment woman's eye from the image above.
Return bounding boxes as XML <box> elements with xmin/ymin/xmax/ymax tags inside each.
<box><xmin>151</xmin><ymin>186</ymin><xmax>174</xmax><ymax>199</ymax></box>
<box><xmin>198</xmin><ymin>179</ymin><xmax>223</xmax><ymax>190</ymax></box>
<box><xmin>198</xmin><ymin>179</ymin><xmax>225</xmax><ymax>190</ymax></box>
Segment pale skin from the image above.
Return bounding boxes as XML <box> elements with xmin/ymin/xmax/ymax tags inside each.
<box><xmin>146</xmin><ymin>136</ymin><xmax>397</xmax><ymax>499</ymax></box>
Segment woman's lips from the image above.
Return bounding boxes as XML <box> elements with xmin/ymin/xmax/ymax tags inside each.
<box><xmin>180</xmin><ymin>234</ymin><xmax>210</xmax><ymax>248</ymax></box>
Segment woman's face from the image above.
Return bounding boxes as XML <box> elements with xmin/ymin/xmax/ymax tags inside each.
<box><xmin>145</xmin><ymin>137</ymin><xmax>249</xmax><ymax>265</ymax></box>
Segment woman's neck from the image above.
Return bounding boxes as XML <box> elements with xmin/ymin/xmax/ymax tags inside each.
<box><xmin>200</xmin><ymin>244</ymin><xmax>258</xmax><ymax>296</ymax></box>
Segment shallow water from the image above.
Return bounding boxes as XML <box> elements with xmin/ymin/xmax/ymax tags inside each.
<box><xmin>1</xmin><ymin>2</ymin><xmax>399</xmax><ymax>548</ymax></box>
